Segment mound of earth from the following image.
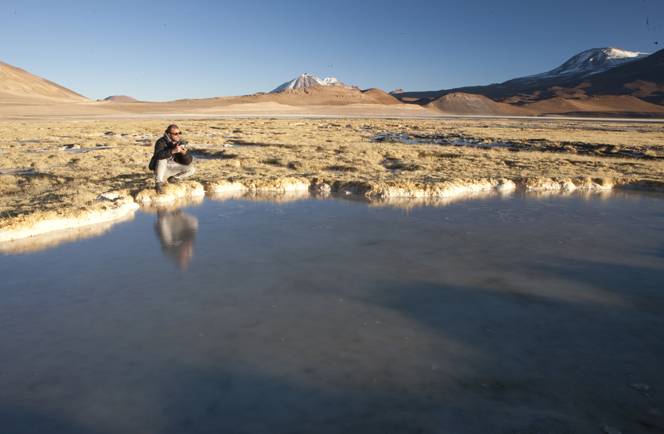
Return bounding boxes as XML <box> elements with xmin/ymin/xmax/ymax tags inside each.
<box><xmin>360</xmin><ymin>88</ymin><xmax>402</xmax><ymax>105</ymax></box>
<box><xmin>522</xmin><ymin>95</ymin><xmax>664</xmax><ymax>116</ymax></box>
<box><xmin>426</xmin><ymin>92</ymin><xmax>532</xmax><ymax>115</ymax></box>
<box><xmin>0</xmin><ymin>60</ymin><xmax>86</xmax><ymax>101</ymax></box>
<box><xmin>103</xmin><ymin>95</ymin><xmax>138</xmax><ymax>102</ymax></box>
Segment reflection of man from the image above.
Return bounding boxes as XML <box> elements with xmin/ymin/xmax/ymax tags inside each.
<box><xmin>154</xmin><ymin>209</ymin><xmax>199</xmax><ymax>271</ymax></box>
<box><xmin>148</xmin><ymin>124</ymin><xmax>195</xmax><ymax>193</ymax></box>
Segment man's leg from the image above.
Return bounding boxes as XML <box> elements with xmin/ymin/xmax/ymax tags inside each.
<box><xmin>154</xmin><ymin>159</ymin><xmax>169</xmax><ymax>192</ymax></box>
<box><xmin>155</xmin><ymin>159</ymin><xmax>170</xmax><ymax>183</ymax></box>
<box><xmin>167</xmin><ymin>161</ymin><xmax>195</xmax><ymax>181</ymax></box>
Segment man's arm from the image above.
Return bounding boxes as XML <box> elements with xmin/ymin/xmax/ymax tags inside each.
<box><xmin>154</xmin><ymin>138</ymin><xmax>176</xmax><ymax>160</ymax></box>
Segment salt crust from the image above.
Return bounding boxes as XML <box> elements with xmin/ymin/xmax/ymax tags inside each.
<box><xmin>0</xmin><ymin>194</ymin><xmax>138</xmax><ymax>243</ymax></box>
<box><xmin>1</xmin><ymin>176</ymin><xmax>659</xmax><ymax>244</ymax></box>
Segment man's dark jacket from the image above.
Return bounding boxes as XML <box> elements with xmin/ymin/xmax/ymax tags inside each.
<box><xmin>148</xmin><ymin>135</ymin><xmax>192</xmax><ymax>170</ymax></box>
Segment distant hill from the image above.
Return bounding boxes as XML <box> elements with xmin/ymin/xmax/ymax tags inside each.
<box><xmin>521</xmin><ymin>95</ymin><xmax>664</xmax><ymax>117</ymax></box>
<box><xmin>360</xmin><ymin>88</ymin><xmax>402</xmax><ymax>105</ymax></box>
<box><xmin>0</xmin><ymin>60</ymin><xmax>86</xmax><ymax>101</ymax></box>
<box><xmin>103</xmin><ymin>95</ymin><xmax>138</xmax><ymax>102</ymax></box>
<box><xmin>427</xmin><ymin>93</ymin><xmax>531</xmax><ymax>115</ymax></box>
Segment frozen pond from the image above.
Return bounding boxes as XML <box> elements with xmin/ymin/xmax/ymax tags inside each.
<box><xmin>1</xmin><ymin>192</ymin><xmax>664</xmax><ymax>434</ymax></box>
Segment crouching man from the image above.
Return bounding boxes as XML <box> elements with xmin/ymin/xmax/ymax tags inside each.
<box><xmin>148</xmin><ymin>124</ymin><xmax>195</xmax><ymax>193</ymax></box>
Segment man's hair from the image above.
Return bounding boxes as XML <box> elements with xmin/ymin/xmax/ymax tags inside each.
<box><xmin>165</xmin><ymin>124</ymin><xmax>179</xmax><ymax>134</ymax></box>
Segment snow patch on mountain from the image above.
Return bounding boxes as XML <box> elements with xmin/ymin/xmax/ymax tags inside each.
<box><xmin>534</xmin><ymin>47</ymin><xmax>648</xmax><ymax>79</ymax></box>
<box><xmin>271</xmin><ymin>73</ymin><xmax>347</xmax><ymax>93</ymax></box>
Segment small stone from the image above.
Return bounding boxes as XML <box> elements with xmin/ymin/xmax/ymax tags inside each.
<box><xmin>97</xmin><ymin>191</ymin><xmax>121</xmax><ymax>201</ymax></box>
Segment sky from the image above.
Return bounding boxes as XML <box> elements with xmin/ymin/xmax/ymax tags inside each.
<box><xmin>1</xmin><ymin>0</ymin><xmax>662</xmax><ymax>101</ymax></box>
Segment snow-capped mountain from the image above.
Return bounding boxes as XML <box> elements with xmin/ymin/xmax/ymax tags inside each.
<box><xmin>528</xmin><ymin>47</ymin><xmax>648</xmax><ymax>80</ymax></box>
<box><xmin>271</xmin><ymin>73</ymin><xmax>346</xmax><ymax>93</ymax></box>
<box><xmin>393</xmin><ymin>47</ymin><xmax>652</xmax><ymax>104</ymax></box>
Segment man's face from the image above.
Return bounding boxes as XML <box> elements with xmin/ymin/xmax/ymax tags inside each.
<box><xmin>168</xmin><ymin>128</ymin><xmax>181</xmax><ymax>141</ymax></box>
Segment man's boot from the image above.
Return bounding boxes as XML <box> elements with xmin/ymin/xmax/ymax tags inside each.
<box><xmin>155</xmin><ymin>182</ymin><xmax>165</xmax><ymax>194</ymax></box>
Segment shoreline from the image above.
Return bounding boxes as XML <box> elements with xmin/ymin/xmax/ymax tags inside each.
<box><xmin>2</xmin><ymin>117</ymin><xmax>663</xmax><ymax>244</ymax></box>
<box><xmin>2</xmin><ymin>175</ymin><xmax>663</xmax><ymax>245</ymax></box>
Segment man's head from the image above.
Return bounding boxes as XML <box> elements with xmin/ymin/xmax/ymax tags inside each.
<box><xmin>165</xmin><ymin>124</ymin><xmax>181</xmax><ymax>142</ymax></box>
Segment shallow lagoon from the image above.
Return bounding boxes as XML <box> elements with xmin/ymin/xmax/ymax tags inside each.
<box><xmin>1</xmin><ymin>192</ymin><xmax>663</xmax><ymax>434</ymax></box>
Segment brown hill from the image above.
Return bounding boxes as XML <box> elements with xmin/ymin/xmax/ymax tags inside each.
<box><xmin>523</xmin><ymin>95</ymin><xmax>664</xmax><ymax>117</ymax></box>
<box><xmin>103</xmin><ymin>95</ymin><xmax>138</xmax><ymax>102</ymax></box>
<box><xmin>360</xmin><ymin>88</ymin><xmax>402</xmax><ymax>105</ymax></box>
<box><xmin>0</xmin><ymin>61</ymin><xmax>86</xmax><ymax>101</ymax></box>
<box><xmin>426</xmin><ymin>93</ymin><xmax>532</xmax><ymax>115</ymax></box>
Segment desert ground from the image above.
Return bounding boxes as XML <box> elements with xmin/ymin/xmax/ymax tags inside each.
<box><xmin>1</xmin><ymin>116</ymin><xmax>664</xmax><ymax>242</ymax></box>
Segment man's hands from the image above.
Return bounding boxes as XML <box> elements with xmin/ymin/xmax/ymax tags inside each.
<box><xmin>173</xmin><ymin>143</ymin><xmax>187</xmax><ymax>154</ymax></box>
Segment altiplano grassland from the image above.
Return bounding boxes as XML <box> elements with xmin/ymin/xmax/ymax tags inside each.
<box><xmin>1</xmin><ymin>118</ymin><xmax>663</xmax><ymax>239</ymax></box>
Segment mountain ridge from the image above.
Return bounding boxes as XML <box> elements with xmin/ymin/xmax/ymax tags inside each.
<box><xmin>0</xmin><ymin>61</ymin><xmax>87</xmax><ymax>101</ymax></box>
<box><xmin>394</xmin><ymin>47</ymin><xmax>655</xmax><ymax>104</ymax></box>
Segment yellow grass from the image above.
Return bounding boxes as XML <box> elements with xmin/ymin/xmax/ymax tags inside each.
<box><xmin>1</xmin><ymin>117</ymin><xmax>663</xmax><ymax>237</ymax></box>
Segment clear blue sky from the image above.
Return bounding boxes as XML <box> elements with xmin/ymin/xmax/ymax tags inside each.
<box><xmin>1</xmin><ymin>0</ymin><xmax>661</xmax><ymax>101</ymax></box>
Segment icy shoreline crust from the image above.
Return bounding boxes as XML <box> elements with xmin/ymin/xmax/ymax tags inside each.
<box><xmin>0</xmin><ymin>194</ymin><xmax>139</xmax><ymax>243</ymax></box>
<box><xmin>1</xmin><ymin>176</ymin><xmax>661</xmax><ymax>244</ymax></box>
<box><xmin>134</xmin><ymin>181</ymin><xmax>206</xmax><ymax>205</ymax></box>
<box><xmin>326</xmin><ymin>177</ymin><xmax>615</xmax><ymax>198</ymax></box>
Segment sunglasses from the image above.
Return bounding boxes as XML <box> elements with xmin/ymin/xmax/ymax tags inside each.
<box><xmin>170</xmin><ymin>132</ymin><xmax>182</xmax><ymax>136</ymax></box>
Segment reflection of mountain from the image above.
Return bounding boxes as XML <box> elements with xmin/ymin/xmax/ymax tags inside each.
<box><xmin>155</xmin><ymin>209</ymin><xmax>199</xmax><ymax>271</ymax></box>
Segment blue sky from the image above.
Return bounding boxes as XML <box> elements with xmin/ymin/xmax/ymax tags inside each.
<box><xmin>1</xmin><ymin>0</ymin><xmax>661</xmax><ymax>101</ymax></box>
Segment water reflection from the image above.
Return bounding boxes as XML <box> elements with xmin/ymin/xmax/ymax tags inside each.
<box><xmin>154</xmin><ymin>208</ymin><xmax>198</xmax><ymax>270</ymax></box>
<box><xmin>2</xmin><ymin>193</ymin><xmax>664</xmax><ymax>433</ymax></box>
<box><xmin>0</xmin><ymin>214</ymin><xmax>135</xmax><ymax>255</ymax></box>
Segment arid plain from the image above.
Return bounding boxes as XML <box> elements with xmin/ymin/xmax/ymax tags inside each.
<box><xmin>2</xmin><ymin>116</ymin><xmax>663</xmax><ymax>244</ymax></box>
